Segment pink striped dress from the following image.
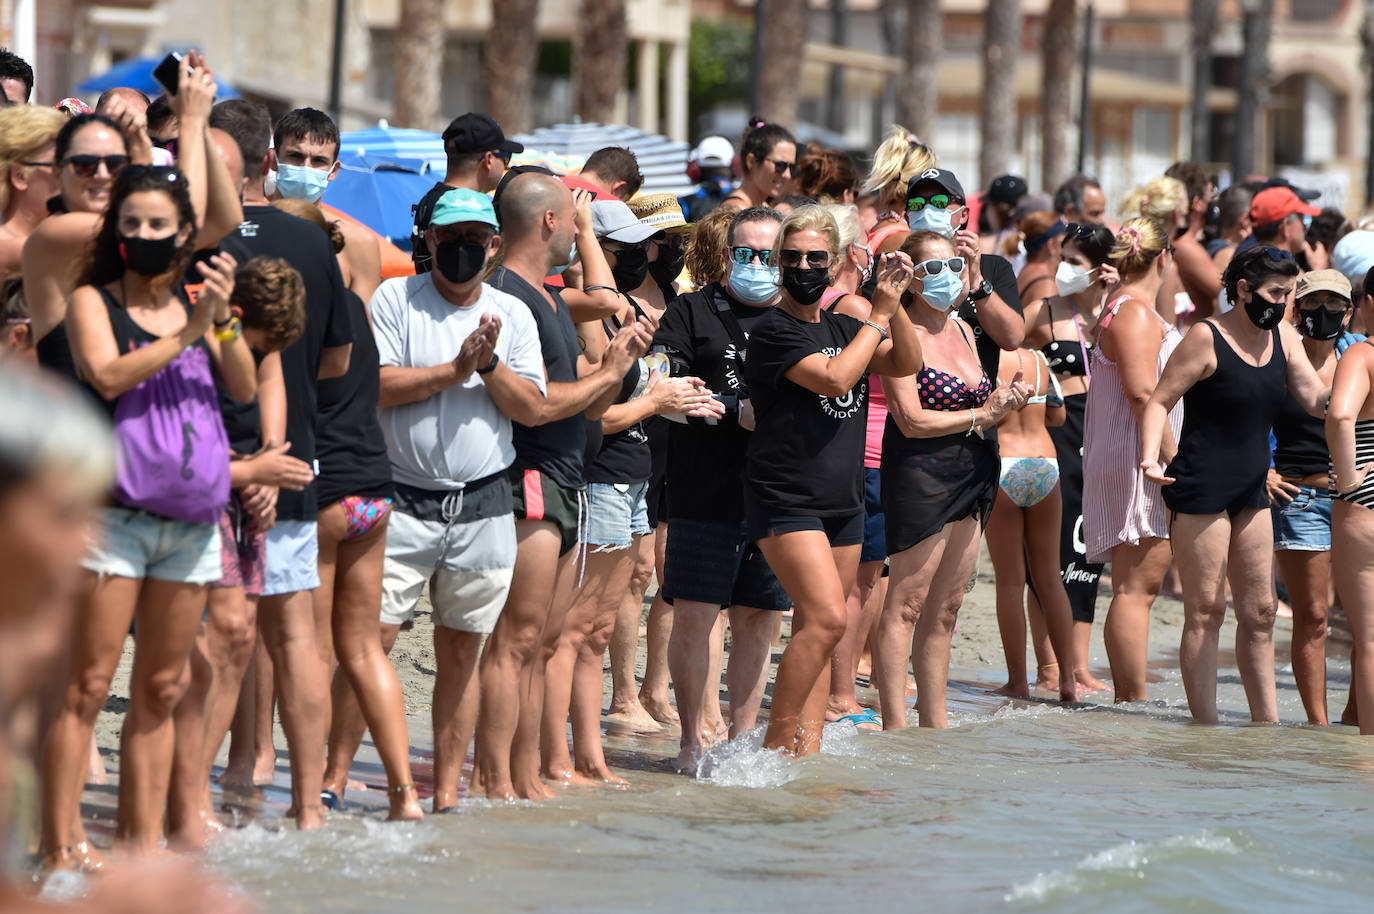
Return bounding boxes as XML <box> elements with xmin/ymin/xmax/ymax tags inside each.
<box><xmin>1081</xmin><ymin>296</ymin><xmax>1184</xmax><ymax>564</ymax></box>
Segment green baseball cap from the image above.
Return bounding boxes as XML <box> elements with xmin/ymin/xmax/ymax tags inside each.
<box><xmin>431</xmin><ymin>188</ymin><xmax>500</xmax><ymax>230</ymax></box>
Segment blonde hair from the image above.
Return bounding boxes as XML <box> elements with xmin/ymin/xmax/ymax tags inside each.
<box><xmin>773</xmin><ymin>205</ymin><xmax>841</xmax><ymax>265</ymax></box>
<box><xmin>0</xmin><ymin>106</ymin><xmax>67</xmax><ymax>214</ymax></box>
<box><xmin>820</xmin><ymin>203</ymin><xmax>863</xmax><ymax>252</ymax></box>
<box><xmin>271</xmin><ymin>198</ymin><xmax>346</xmax><ymax>253</ymax></box>
<box><xmin>1109</xmin><ymin>216</ymin><xmax>1169</xmax><ymax>276</ymax></box>
<box><xmin>860</xmin><ymin>125</ymin><xmax>937</xmax><ymax>201</ymax></box>
<box><xmin>1118</xmin><ymin>176</ymin><xmax>1187</xmax><ymax>224</ymax></box>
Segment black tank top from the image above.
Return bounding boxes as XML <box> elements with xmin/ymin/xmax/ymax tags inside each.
<box><xmin>1272</xmin><ymin>387</ymin><xmax>1328</xmax><ymax>478</ymax></box>
<box><xmin>1164</xmin><ymin>321</ymin><xmax>1287</xmax><ymax>514</ymax></box>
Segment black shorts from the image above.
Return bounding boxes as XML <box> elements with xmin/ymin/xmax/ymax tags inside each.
<box><xmin>662</xmin><ymin>517</ymin><xmax>791</xmax><ymax>611</ymax></box>
<box><xmin>742</xmin><ymin>488</ymin><xmax>864</xmax><ymax>547</ymax></box>
<box><xmin>509</xmin><ymin>466</ymin><xmax>583</xmax><ymax>556</ymax></box>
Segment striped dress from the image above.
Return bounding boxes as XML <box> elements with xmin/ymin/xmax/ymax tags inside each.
<box><xmin>1081</xmin><ymin>296</ymin><xmax>1184</xmax><ymax>564</ymax></box>
<box><xmin>1334</xmin><ymin>418</ymin><xmax>1374</xmax><ymax>511</ymax></box>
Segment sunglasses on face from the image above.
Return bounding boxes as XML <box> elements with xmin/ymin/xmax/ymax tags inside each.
<box><xmin>766</xmin><ymin>158</ymin><xmax>796</xmax><ymax>176</ymax></box>
<box><xmin>62</xmin><ymin>154</ymin><xmax>129</xmax><ymax>178</ymax></box>
<box><xmin>779</xmin><ymin>248</ymin><xmax>831</xmax><ymax>268</ymax></box>
<box><xmin>731</xmin><ymin>245</ymin><xmax>773</xmax><ymax>266</ymax></box>
<box><xmin>906</xmin><ymin>194</ymin><xmax>954</xmax><ymax>211</ymax></box>
<box><xmin>655</xmin><ymin>233</ymin><xmax>691</xmax><ymax>251</ymax></box>
<box><xmin>916</xmin><ymin>256</ymin><xmax>965</xmax><ymax>276</ymax></box>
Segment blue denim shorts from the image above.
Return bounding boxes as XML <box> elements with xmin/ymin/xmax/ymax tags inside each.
<box><xmin>83</xmin><ymin>506</ymin><xmax>222</xmax><ymax>584</ymax></box>
<box><xmin>585</xmin><ymin>481</ymin><xmax>650</xmax><ymax>551</ymax></box>
<box><xmin>1271</xmin><ymin>485</ymin><xmax>1333</xmax><ymax>552</ymax></box>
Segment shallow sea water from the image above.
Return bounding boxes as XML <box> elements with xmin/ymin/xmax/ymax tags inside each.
<box><xmin>170</xmin><ymin>651</ymin><xmax>1374</xmax><ymax>914</ymax></box>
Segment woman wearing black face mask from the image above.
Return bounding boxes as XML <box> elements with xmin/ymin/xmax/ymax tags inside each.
<box><xmin>1266</xmin><ymin>270</ymin><xmax>1363</xmax><ymax>725</ymax></box>
<box><xmin>1140</xmin><ymin>245</ymin><xmax>1330</xmax><ymax>724</ymax></box>
<box><xmin>56</xmin><ymin>165</ymin><xmax>257</xmax><ymax>860</ymax></box>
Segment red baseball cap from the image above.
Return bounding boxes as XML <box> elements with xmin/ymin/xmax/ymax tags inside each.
<box><xmin>1249</xmin><ymin>187</ymin><xmax>1320</xmax><ymax>227</ymax></box>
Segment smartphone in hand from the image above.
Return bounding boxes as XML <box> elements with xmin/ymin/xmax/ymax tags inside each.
<box><xmin>152</xmin><ymin>52</ymin><xmax>183</xmax><ymax>96</ymax></box>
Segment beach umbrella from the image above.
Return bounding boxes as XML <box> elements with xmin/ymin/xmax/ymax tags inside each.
<box><xmin>338</xmin><ymin>125</ymin><xmax>446</xmax><ymax>175</ymax></box>
<box><xmin>76</xmin><ymin>55</ymin><xmax>242</xmax><ymax>99</ymax></box>
<box><xmin>319</xmin><ymin>153</ymin><xmax>437</xmax><ymax>251</ymax></box>
<box><xmin>510</xmin><ymin>122</ymin><xmax>692</xmax><ymax>197</ymax></box>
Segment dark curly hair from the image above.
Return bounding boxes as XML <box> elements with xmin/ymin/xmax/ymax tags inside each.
<box><xmin>78</xmin><ymin>165</ymin><xmax>197</xmax><ymax>291</ymax></box>
<box><xmin>231</xmin><ymin>256</ymin><xmax>306</xmax><ymax>352</ymax></box>
<box><xmin>1223</xmin><ymin>245</ymin><xmax>1301</xmax><ymax>307</ymax></box>
<box><xmin>797</xmin><ymin>147</ymin><xmax>857</xmax><ymax>202</ymax></box>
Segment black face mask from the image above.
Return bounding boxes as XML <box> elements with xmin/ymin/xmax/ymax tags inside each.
<box><xmin>780</xmin><ymin>265</ymin><xmax>831</xmax><ymax>305</ymax></box>
<box><xmin>119</xmin><ymin>232</ymin><xmax>180</xmax><ymax>277</ymax></box>
<box><xmin>611</xmin><ymin>245</ymin><xmax>649</xmax><ymax>292</ymax></box>
<box><xmin>435</xmin><ymin>239</ymin><xmax>487</xmax><ymax>285</ymax></box>
<box><xmin>648</xmin><ymin>246</ymin><xmax>687</xmax><ymax>286</ymax></box>
<box><xmin>1244</xmin><ymin>292</ymin><xmax>1286</xmax><ymax>330</ymax></box>
<box><xmin>1298</xmin><ymin>305</ymin><xmax>1347</xmax><ymax>341</ymax></box>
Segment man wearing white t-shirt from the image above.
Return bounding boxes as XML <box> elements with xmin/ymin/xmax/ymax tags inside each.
<box><xmin>368</xmin><ymin>188</ymin><xmax>546</xmax><ymax>812</ymax></box>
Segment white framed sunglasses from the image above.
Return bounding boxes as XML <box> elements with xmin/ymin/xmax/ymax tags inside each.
<box><xmin>916</xmin><ymin>256</ymin><xmax>965</xmax><ymax>276</ymax></box>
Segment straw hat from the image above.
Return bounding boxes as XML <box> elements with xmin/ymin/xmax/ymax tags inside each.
<box><xmin>628</xmin><ymin>193</ymin><xmax>691</xmax><ymax>233</ymax></box>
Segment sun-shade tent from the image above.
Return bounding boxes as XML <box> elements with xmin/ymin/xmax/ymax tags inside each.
<box><xmin>76</xmin><ymin>55</ymin><xmax>241</xmax><ymax>99</ymax></box>
<box><xmin>319</xmin><ymin>152</ymin><xmax>438</xmax><ymax>252</ymax></box>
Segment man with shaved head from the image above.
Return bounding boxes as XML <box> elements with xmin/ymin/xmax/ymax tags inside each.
<box><xmin>475</xmin><ymin>171</ymin><xmax>654</xmax><ymax>800</ymax></box>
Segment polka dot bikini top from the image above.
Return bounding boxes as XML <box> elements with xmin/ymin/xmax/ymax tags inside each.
<box><xmin>917</xmin><ymin>365</ymin><xmax>994</xmax><ymax>411</ymax></box>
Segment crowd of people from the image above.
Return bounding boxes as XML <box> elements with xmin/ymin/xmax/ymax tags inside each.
<box><xmin>6</xmin><ymin>42</ymin><xmax>1374</xmax><ymax>899</ymax></box>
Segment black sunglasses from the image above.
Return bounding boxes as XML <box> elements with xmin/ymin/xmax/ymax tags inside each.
<box><xmin>62</xmin><ymin>154</ymin><xmax>129</xmax><ymax>178</ymax></box>
<box><xmin>766</xmin><ymin>158</ymin><xmax>796</xmax><ymax>176</ymax></box>
<box><xmin>779</xmin><ymin>248</ymin><xmax>831</xmax><ymax>268</ymax></box>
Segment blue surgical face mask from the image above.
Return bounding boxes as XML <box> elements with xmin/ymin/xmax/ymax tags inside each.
<box><xmin>919</xmin><ymin>267</ymin><xmax>965</xmax><ymax>312</ymax></box>
<box><xmin>1301</xmin><ymin>213</ymin><xmax>1313</xmax><ymax>231</ymax></box>
<box><xmin>549</xmin><ymin>240</ymin><xmax>577</xmax><ymax>275</ymax></box>
<box><xmin>275</xmin><ymin>162</ymin><xmax>332</xmax><ymax>203</ymax></box>
<box><xmin>728</xmin><ymin>261</ymin><xmax>779</xmax><ymax>304</ymax></box>
<box><xmin>907</xmin><ymin>204</ymin><xmax>959</xmax><ymax>239</ymax></box>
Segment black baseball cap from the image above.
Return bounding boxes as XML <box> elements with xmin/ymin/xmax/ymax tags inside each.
<box><xmin>907</xmin><ymin>167</ymin><xmax>966</xmax><ymax>203</ymax></box>
<box><xmin>442</xmin><ymin>112</ymin><xmax>524</xmax><ymax>156</ymax></box>
<box><xmin>1262</xmin><ymin>176</ymin><xmax>1320</xmax><ymax>202</ymax></box>
<box><xmin>987</xmin><ymin>174</ymin><xmax>1028</xmax><ymax>206</ymax></box>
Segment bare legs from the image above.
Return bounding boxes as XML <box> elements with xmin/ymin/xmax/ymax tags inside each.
<box><xmin>1275</xmin><ymin>549</ymin><xmax>1332</xmax><ymax>725</ymax></box>
<box><xmin>431</xmin><ymin>626</ymin><xmax>482</xmax><ymax>808</ymax></box>
<box><xmin>322</xmin><ymin>622</ymin><xmax>401</xmax><ymax>801</ymax></box>
<box><xmin>317</xmin><ymin>506</ymin><xmax>420</xmax><ymax>820</ymax></box>
<box><xmin>639</xmin><ymin>524</ymin><xmax>678</xmax><ymax>723</ymax></box>
<box><xmin>878</xmin><ymin>518</ymin><xmax>982</xmax><ymax>729</ymax></box>
<box><xmin>1173</xmin><ymin>509</ymin><xmax>1278</xmax><ymax>724</ymax></box>
<box><xmin>667</xmin><ymin>599</ymin><xmax>723</xmax><ymax>770</ymax></box>
<box><xmin>827</xmin><ymin>558</ymin><xmax>886</xmax><ymax>719</ymax></box>
<box><xmin>756</xmin><ymin>531</ymin><xmax>858</xmax><ymax>756</ymax></box>
<box><xmin>1333</xmin><ymin>501</ymin><xmax>1374</xmax><ymax>734</ymax></box>
<box><xmin>603</xmin><ymin>533</ymin><xmax>662</xmax><ymax>730</ymax></box>
<box><xmin>257</xmin><ymin>588</ymin><xmax>328</xmax><ymax>830</ymax></box>
<box><xmin>1102</xmin><ymin>538</ymin><xmax>1173</xmax><ymax>703</ymax></box>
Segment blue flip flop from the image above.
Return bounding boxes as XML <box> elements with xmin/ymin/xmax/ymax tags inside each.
<box><xmin>836</xmin><ymin>708</ymin><xmax>882</xmax><ymax>727</ymax></box>
<box><xmin>320</xmin><ymin>789</ymin><xmax>342</xmax><ymax>811</ymax></box>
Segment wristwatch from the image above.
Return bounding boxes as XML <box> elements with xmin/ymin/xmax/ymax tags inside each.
<box><xmin>476</xmin><ymin>351</ymin><xmax>500</xmax><ymax>375</ymax></box>
<box><xmin>967</xmin><ymin>279</ymin><xmax>994</xmax><ymax>303</ymax></box>
<box><xmin>213</xmin><ymin>316</ymin><xmax>242</xmax><ymax>342</ymax></box>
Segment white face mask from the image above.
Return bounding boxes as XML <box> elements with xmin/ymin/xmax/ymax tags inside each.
<box><xmin>1055</xmin><ymin>261</ymin><xmax>1095</xmax><ymax>297</ymax></box>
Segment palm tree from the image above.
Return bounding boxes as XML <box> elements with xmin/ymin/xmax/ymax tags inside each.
<box><xmin>979</xmin><ymin>0</ymin><xmax>1022</xmax><ymax>187</ymax></box>
<box><xmin>898</xmin><ymin>0</ymin><xmax>941</xmax><ymax>139</ymax></box>
<box><xmin>1040</xmin><ymin>0</ymin><xmax>1076</xmax><ymax>191</ymax></box>
<box><xmin>760</xmin><ymin>0</ymin><xmax>807</xmax><ymax>125</ymax></box>
<box><xmin>575</xmin><ymin>0</ymin><xmax>628</xmax><ymax>123</ymax></box>
<box><xmin>1233</xmin><ymin>0</ymin><xmax>1274</xmax><ymax>179</ymax></box>
<box><xmin>486</xmin><ymin>0</ymin><xmax>542</xmax><ymax>133</ymax></box>
<box><xmin>1189</xmin><ymin>0</ymin><xmax>1220</xmax><ymax>162</ymax></box>
<box><xmin>393</xmin><ymin>0</ymin><xmax>443</xmax><ymax>129</ymax></box>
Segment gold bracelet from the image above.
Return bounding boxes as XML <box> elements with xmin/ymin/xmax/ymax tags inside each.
<box><xmin>214</xmin><ymin>316</ymin><xmax>242</xmax><ymax>342</ymax></box>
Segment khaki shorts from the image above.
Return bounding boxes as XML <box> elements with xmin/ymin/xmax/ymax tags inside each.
<box><xmin>379</xmin><ymin>476</ymin><xmax>516</xmax><ymax>633</ymax></box>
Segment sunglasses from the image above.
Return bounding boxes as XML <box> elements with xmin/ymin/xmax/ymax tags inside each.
<box><xmin>491</xmin><ymin>150</ymin><xmax>513</xmax><ymax>162</ymax></box>
<box><xmin>1064</xmin><ymin>221</ymin><xmax>1095</xmax><ymax>241</ymax></box>
<box><xmin>1259</xmin><ymin>246</ymin><xmax>1295</xmax><ymax>263</ymax></box>
<box><xmin>731</xmin><ymin>245</ymin><xmax>773</xmax><ymax>266</ymax></box>
<box><xmin>907</xmin><ymin>193</ymin><xmax>955</xmax><ymax>211</ymax></box>
<box><xmin>121</xmin><ymin>164</ymin><xmax>186</xmax><ymax>185</ymax></box>
<box><xmin>766</xmin><ymin>158</ymin><xmax>796</xmax><ymax>176</ymax></box>
<box><xmin>779</xmin><ymin>248</ymin><xmax>831</xmax><ymax>268</ymax></box>
<box><xmin>19</xmin><ymin>159</ymin><xmax>55</xmax><ymax>168</ymax></box>
<box><xmin>916</xmin><ymin>256</ymin><xmax>965</xmax><ymax>276</ymax></box>
<box><xmin>654</xmin><ymin>233</ymin><xmax>691</xmax><ymax>251</ymax></box>
<box><xmin>62</xmin><ymin>154</ymin><xmax>130</xmax><ymax>178</ymax></box>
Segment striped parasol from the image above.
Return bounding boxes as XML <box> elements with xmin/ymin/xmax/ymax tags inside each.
<box><xmin>510</xmin><ymin>122</ymin><xmax>692</xmax><ymax>197</ymax></box>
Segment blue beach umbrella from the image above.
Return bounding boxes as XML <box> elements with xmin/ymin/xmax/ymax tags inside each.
<box><xmin>319</xmin><ymin>154</ymin><xmax>438</xmax><ymax>250</ymax></box>
<box><xmin>77</xmin><ymin>55</ymin><xmax>242</xmax><ymax>99</ymax></box>
<box><xmin>339</xmin><ymin>125</ymin><xmax>446</xmax><ymax>175</ymax></box>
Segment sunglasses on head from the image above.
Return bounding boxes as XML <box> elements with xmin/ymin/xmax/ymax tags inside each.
<box><xmin>907</xmin><ymin>193</ymin><xmax>955</xmax><ymax>211</ymax></box>
<box><xmin>1259</xmin><ymin>246</ymin><xmax>1295</xmax><ymax>263</ymax></box>
<box><xmin>779</xmin><ymin>248</ymin><xmax>831</xmax><ymax>268</ymax></box>
<box><xmin>1064</xmin><ymin>221</ymin><xmax>1094</xmax><ymax>241</ymax></box>
<box><xmin>731</xmin><ymin>245</ymin><xmax>773</xmax><ymax>266</ymax></box>
<box><xmin>121</xmin><ymin>164</ymin><xmax>186</xmax><ymax>185</ymax></box>
<box><xmin>916</xmin><ymin>256</ymin><xmax>965</xmax><ymax>276</ymax></box>
<box><xmin>62</xmin><ymin>154</ymin><xmax>129</xmax><ymax>178</ymax></box>
<box><xmin>766</xmin><ymin>158</ymin><xmax>796</xmax><ymax>176</ymax></box>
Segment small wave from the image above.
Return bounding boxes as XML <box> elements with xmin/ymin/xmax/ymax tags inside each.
<box><xmin>697</xmin><ymin>727</ymin><xmax>799</xmax><ymax>788</ymax></box>
<box><xmin>1005</xmin><ymin>830</ymin><xmax>1242</xmax><ymax>902</ymax></box>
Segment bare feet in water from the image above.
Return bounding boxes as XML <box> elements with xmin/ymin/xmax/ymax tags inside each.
<box><xmin>638</xmin><ymin>690</ymin><xmax>680</xmax><ymax>725</ymax></box>
<box><xmin>1033</xmin><ymin>663</ymin><xmax>1060</xmax><ymax>694</ymax></box>
<box><xmin>993</xmin><ymin>681</ymin><xmax>1031</xmax><ymax>699</ymax></box>
<box><xmin>1074</xmin><ymin>667</ymin><xmax>1110</xmax><ymax>694</ymax></box>
<box><xmin>387</xmin><ymin>784</ymin><xmax>425</xmax><ymax>822</ymax></box>
<box><xmin>603</xmin><ymin>700</ymin><xmax>663</xmax><ymax>732</ymax></box>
